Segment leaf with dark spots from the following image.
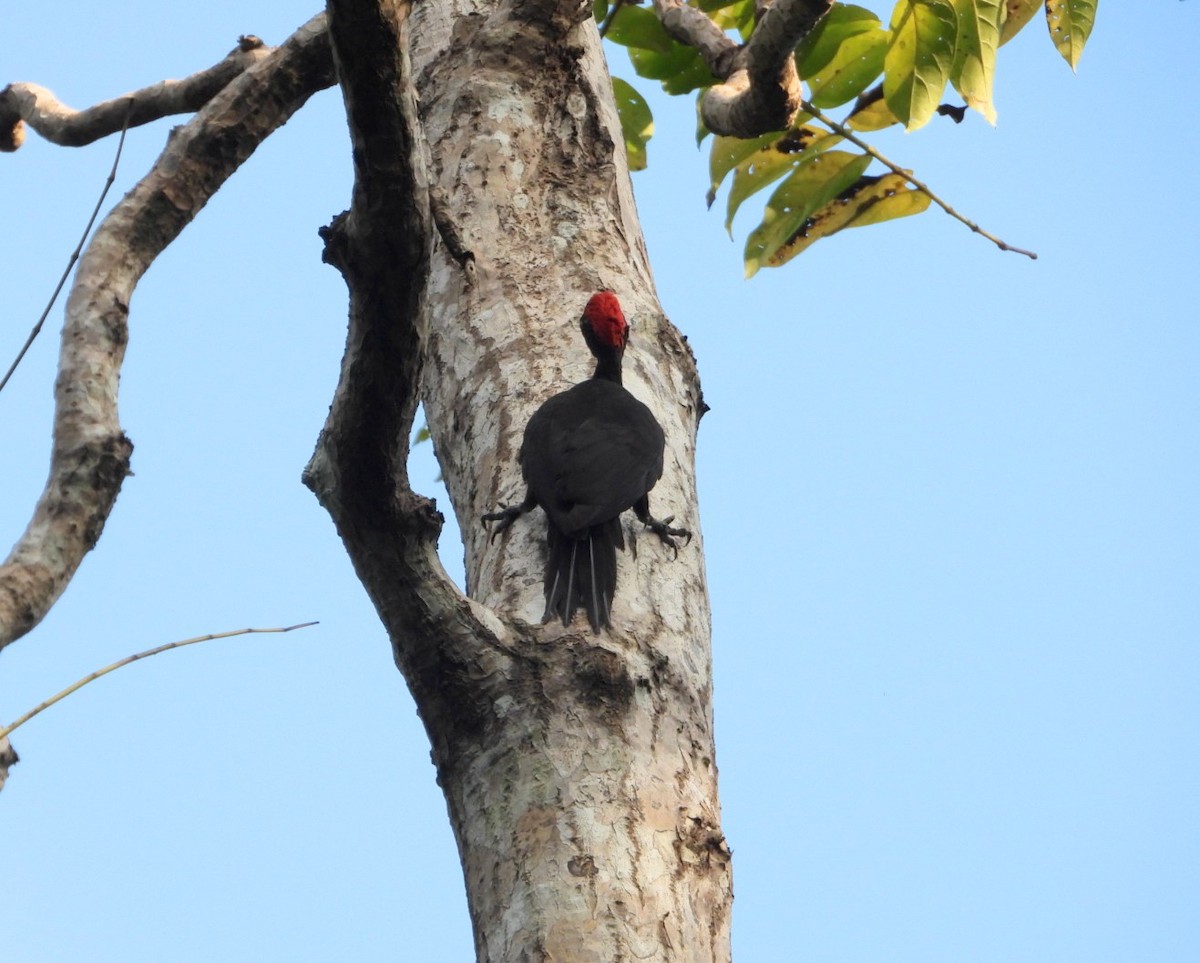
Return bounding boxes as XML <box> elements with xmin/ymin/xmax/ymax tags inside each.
<box><xmin>763</xmin><ymin>172</ymin><xmax>932</xmax><ymax>269</ymax></box>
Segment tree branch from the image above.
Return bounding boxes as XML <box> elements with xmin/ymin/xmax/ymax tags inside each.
<box><xmin>1</xmin><ymin>623</ymin><xmax>318</xmax><ymax>743</ymax></box>
<box><xmin>0</xmin><ymin>113</ymin><xmax>131</xmax><ymax>396</ymax></box>
<box><xmin>0</xmin><ymin>36</ymin><xmax>271</xmax><ymax>151</ymax></box>
<box><xmin>0</xmin><ymin>736</ymin><xmax>16</xmax><ymax>792</ymax></box>
<box><xmin>652</xmin><ymin>0</ymin><xmax>833</xmax><ymax>138</ymax></box>
<box><xmin>304</xmin><ymin>0</ymin><xmax>511</xmax><ymax>684</ymax></box>
<box><xmin>651</xmin><ymin>0</ymin><xmax>740</xmax><ymax>78</ymax></box>
<box><xmin>0</xmin><ymin>16</ymin><xmax>335</xmax><ymax>654</ymax></box>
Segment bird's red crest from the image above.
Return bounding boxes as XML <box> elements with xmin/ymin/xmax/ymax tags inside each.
<box><xmin>583</xmin><ymin>291</ymin><xmax>628</xmax><ymax>349</ymax></box>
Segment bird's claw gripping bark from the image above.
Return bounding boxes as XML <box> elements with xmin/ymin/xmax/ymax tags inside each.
<box><xmin>644</xmin><ymin>514</ymin><xmax>692</xmax><ymax>557</ymax></box>
<box><xmin>481</xmin><ymin>504</ymin><xmax>521</xmax><ymax>542</ymax></box>
<box><xmin>482</xmin><ymin>491</ymin><xmax>537</xmax><ymax>543</ymax></box>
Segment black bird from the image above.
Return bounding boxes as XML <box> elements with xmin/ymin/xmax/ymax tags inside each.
<box><xmin>483</xmin><ymin>291</ymin><xmax>689</xmax><ymax>632</ymax></box>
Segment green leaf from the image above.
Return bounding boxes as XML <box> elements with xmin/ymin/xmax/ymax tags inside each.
<box><xmin>706</xmin><ymin>0</ymin><xmax>757</xmax><ymax>37</ymax></box>
<box><xmin>662</xmin><ymin>56</ymin><xmax>719</xmax><ymax>95</ymax></box>
<box><xmin>796</xmin><ymin>4</ymin><xmax>892</xmax><ymax>109</ymax></box>
<box><xmin>743</xmin><ymin>151</ymin><xmax>873</xmax><ymax>277</ymax></box>
<box><xmin>884</xmin><ymin>0</ymin><xmax>958</xmax><ymax>130</ymax></box>
<box><xmin>951</xmin><ymin>0</ymin><xmax>1002</xmax><ymax>124</ymax></box>
<box><xmin>796</xmin><ymin>5</ymin><xmax>889</xmax><ymax>108</ymax></box>
<box><xmin>605</xmin><ymin>5</ymin><xmax>676</xmax><ymax>53</ymax></box>
<box><xmin>999</xmin><ymin>0</ymin><xmax>1040</xmax><ymax>44</ymax></box>
<box><xmin>796</xmin><ymin>4</ymin><xmax>883</xmax><ymax>75</ymax></box>
<box><xmin>803</xmin><ymin>30</ymin><xmax>888</xmax><ymax>108</ymax></box>
<box><xmin>1046</xmin><ymin>0</ymin><xmax>1096</xmax><ymax>70</ymax></box>
<box><xmin>760</xmin><ymin>172</ymin><xmax>932</xmax><ymax>268</ymax></box>
<box><xmin>628</xmin><ymin>44</ymin><xmax>714</xmax><ymax>94</ymax></box>
<box><xmin>724</xmin><ymin>126</ymin><xmax>840</xmax><ymax>232</ymax></box>
<box><xmin>611</xmin><ymin>5</ymin><xmax>716</xmax><ymax>94</ymax></box>
<box><xmin>613</xmin><ymin>78</ymin><xmax>654</xmax><ymax>171</ymax></box>
<box><xmin>593</xmin><ymin>0</ymin><xmax>608</xmax><ymax>24</ymax></box>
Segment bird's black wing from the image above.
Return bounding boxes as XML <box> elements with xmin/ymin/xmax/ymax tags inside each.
<box><xmin>520</xmin><ymin>380</ymin><xmax>665</xmax><ymax>539</ymax></box>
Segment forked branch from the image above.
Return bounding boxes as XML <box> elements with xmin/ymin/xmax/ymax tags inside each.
<box><xmin>0</xmin><ymin>16</ymin><xmax>335</xmax><ymax>654</ymax></box>
<box><xmin>649</xmin><ymin>0</ymin><xmax>833</xmax><ymax>137</ymax></box>
<box><xmin>303</xmin><ymin>0</ymin><xmax>510</xmax><ymax>679</ymax></box>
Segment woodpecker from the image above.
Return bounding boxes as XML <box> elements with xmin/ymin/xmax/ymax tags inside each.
<box><xmin>482</xmin><ymin>291</ymin><xmax>689</xmax><ymax>632</ymax></box>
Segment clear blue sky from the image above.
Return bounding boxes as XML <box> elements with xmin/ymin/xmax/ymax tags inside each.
<box><xmin>3</xmin><ymin>3</ymin><xmax>1197</xmax><ymax>961</ymax></box>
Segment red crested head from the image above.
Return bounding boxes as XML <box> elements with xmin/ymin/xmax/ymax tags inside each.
<box><xmin>582</xmin><ymin>291</ymin><xmax>628</xmax><ymax>350</ymax></box>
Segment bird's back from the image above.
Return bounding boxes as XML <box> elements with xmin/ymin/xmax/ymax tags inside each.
<box><xmin>520</xmin><ymin>379</ymin><xmax>665</xmax><ymax>539</ymax></box>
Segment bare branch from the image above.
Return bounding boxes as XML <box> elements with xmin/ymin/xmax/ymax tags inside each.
<box><xmin>304</xmin><ymin>0</ymin><xmax>510</xmax><ymax>671</ymax></box>
<box><xmin>1</xmin><ymin>623</ymin><xmax>318</xmax><ymax>744</ymax></box>
<box><xmin>0</xmin><ymin>112</ymin><xmax>131</xmax><ymax>397</ymax></box>
<box><xmin>1</xmin><ymin>36</ymin><xmax>270</xmax><ymax>151</ymax></box>
<box><xmin>0</xmin><ymin>16</ymin><xmax>335</xmax><ymax>654</ymax></box>
<box><xmin>650</xmin><ymin>0</ymin><xmax>740</xmax><ymax>78</ymax></box>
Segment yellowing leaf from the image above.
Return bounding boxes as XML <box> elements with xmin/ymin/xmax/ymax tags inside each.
<box><xmin>999</xmin><ymin>0</ymin><xmax>1040</xmax><ymax>44</ymax></box>
<box><xmin>1046</xmin><ymin>0</ymin><xmax>1096</xmax><ymax>70</ymax></box>
<box><xmin>725</xmin><ymin>127</ymin><xmax>842</xmax><ymax>233</ymax></box>
<box><xmin>708</xmin><ymin>131</ymin><xmax>783</xmax><ymax>206</ymax></box>
<box><xmin>842</xmin><ymin>174</ymin><xmax>932</xmax><ymax>228</ymax></box>
<box><xmin>763</xmin><ymin>173</ymin><xmax>932</xmax><ymax>268</ymax></box>
<box><xmin>951</xmin><ymin>0</ymin><xmax>1002</xmax><ymax>124</ymax></box>
<box><xmin>846</xmin><ymin>88</ymin><xmax>901</xmax><ymax>131</ymax></box>
<box><xmin>696</xmin><ymin>93</ymin><xmax>711</xmax><ymax>147</ymax></box>
<box><xmin>743</xmin><ymin>151</ymin><xmax>873</xmax><ymax>277</ymax></box>
<box><xmin>612</xmin><ymin>78</ymin><xmax>654</xmax><ymax>172</ymax></box>
<box><xmin>884</xmin><ymin>0</ymin><xmax>959</xmax><ymax>131</ymax></box>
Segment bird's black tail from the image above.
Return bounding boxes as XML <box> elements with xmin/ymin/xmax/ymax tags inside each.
<box><xmin>543</xmin><ymin>519</ymin><xmax>624</xmax><ymax>633</ymax></box>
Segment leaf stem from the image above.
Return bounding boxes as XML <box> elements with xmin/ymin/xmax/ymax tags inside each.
<box><xmin>801</xmin><ymin>99</ymin><xmax>1038</xmax><ymax>260</ymax></box>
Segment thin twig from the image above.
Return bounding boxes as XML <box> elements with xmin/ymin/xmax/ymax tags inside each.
<box><xmin>0</xmin><ymin>99</ymin><xmax>133</xmax><ymax>398</ymax></box>
<box><xmin>0</xmin><ymin>621</ymin><xmax>319</xmax><ymax>740</ymax></box>
<box><xmin>802</xmin><ymin>99</ymin><xmax>1039</xmax><ymax>260</ymax></box>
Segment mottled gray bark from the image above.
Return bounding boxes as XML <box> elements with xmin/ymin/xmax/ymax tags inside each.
<box><xmin>308</xmin><ymin>0</ymin><xmax>732</xmax><ymax>957</ymax></box>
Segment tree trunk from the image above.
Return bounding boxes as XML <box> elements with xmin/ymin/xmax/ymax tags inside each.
<box><xmin>305</xmin><ymin>0</ymin><xmax>731</xmax><ymax>959</ymax></box>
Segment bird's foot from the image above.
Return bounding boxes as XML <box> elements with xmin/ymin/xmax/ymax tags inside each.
<box><xmin>643</xmin><ymin>515</ymin><xmax>692</xmax><ymax>556</ymax></box>
<box><xmin>481</xmin><ymin>504</ymin><xmax>523</xmax><ymax>542</ymax></box>
<box><xmin>481</xmin><ymin>491</ymin><xmax>536</xmax><ymax>542</ymax></box>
